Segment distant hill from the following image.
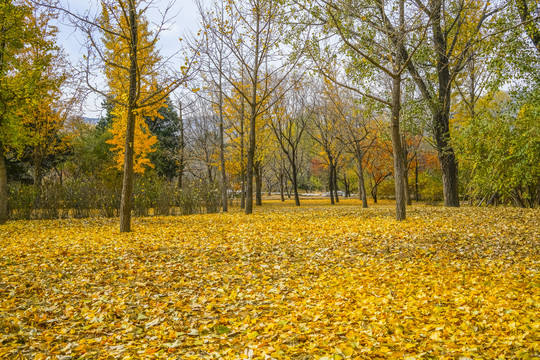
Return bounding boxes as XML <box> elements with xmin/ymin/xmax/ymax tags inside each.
<box><xmin>82</xmin><ymin>117</ymin><xmax>99</xmax><ymax>125</ymax></box>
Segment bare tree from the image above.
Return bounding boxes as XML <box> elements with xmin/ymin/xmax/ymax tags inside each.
<box><xmin>196</xmin><ymin>0</ymin><xmax>303</xmax><ymax>214</ymax></box>
<box><xmin>268</xmin><ymin>81</ymin><xmax>310</xmax><ymax>206</ymax></box>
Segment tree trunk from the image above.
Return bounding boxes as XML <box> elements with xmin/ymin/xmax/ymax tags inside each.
<box><xmin>33</xmin><ymin>150</ymin><xmax>43</xmax><ymax>188</ymax></box>
<box><xmin>515</xmin><ymin>0</ymin><xmax>540</xmax><ymax>53</ymax></box>
<box><xmin>177</xmin><ymin>101</ymin><xmax>184</xmax><ymax>189</ymax></box>
<box><xmin>415</xmin><ymin>156</ymin><xmax>420</xmax><ymax>202</ymax></box>
<box><xmin>279</xmin><ymin>170</ymin><xmax>285</xmax><ymax>202</ymax></box>
<box><xmin>245</xmin><ymin>106</ymin><xmax>257</xmax><ymax>213</ymax></box>
<box><xmin>119</xmin><ymin>0</ymin><xmax>138</xmax><ymax>233</ymax></box>
<box><xmin>357</xmin><ymin>155</ymin><xmax>368</xmax><ymax>208</ymax></box>
<box><xmin>401</xmin><ymin>136</ymin><xmax>411</xmax><ymax>206</ymax></box>
<box><xmin>431</xmin><ymin>0</ymin><xmax>460</xmax><ymax>207</ymax></box>
<box><xmin>372</xmin><ymin>184</ymin><xmax>378</xmax><ymax>204</ymax></box>
<box><xmin>328</xmin><ymin>161</ymin><xmax>335</xmax><ymax>205</ymax></box>
<box><xmin>219</xmin><ymin>85</ymin><xmax>228</xmax><ymax>212</ymax></box>
<box><xmin>255</xmin><ymin>160</ymin><xmax>262</xmax><ymax>206</ymax></box>
<box><xmin>388</xmin><ymin>0</ymin><xmax>406</xmax><ymax>221</ymax></box>
<box><xmin>333</xmin><ymin>164</ymin><xmax>339</xmax><ymax>203</ymax></box>
<box><xmin>291</xmin><ymin>162</ymin><xmax>300</xmax><ymax>206</ymax></box>
<box><xmin>0</xmin><ymin>141</ymin><xmax>8</xmax><ymax>224</ymax></box>
<box><xmin>404</xmin><ymin>167</ymin><xmax>411</xmax><ymax>205</ymax></box>
<box><xmin>240</xmin><ymin>109</ymin><xmax>245</xmax><ymax>209</ymax></box>
<box><xmin>439</xmin><ymin>147</ymin><xmax>460</xmax><ymax>206</ymax></box>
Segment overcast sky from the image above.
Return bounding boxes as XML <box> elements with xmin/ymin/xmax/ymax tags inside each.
<box><xmin>55</xmin><ymin>0</ymin><xmax>202</xmax><ymax>118</ymax></box>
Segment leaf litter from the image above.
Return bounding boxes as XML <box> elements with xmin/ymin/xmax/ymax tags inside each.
<box><xmin>0</xmin><ymin>201</ymin><xmax>538</xmax><ymax>359</ymax></box>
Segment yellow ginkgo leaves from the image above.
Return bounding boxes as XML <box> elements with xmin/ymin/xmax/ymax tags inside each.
<box><xmin>0</xmin><ymin>200</ymin><xmax>538</xmax><ymax>358</ymax></box>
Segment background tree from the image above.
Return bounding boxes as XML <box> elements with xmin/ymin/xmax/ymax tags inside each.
<box><xmin>145</xmin><ymin>98</ymin><xmax>181</xmax><ymax>180</ymax></box>
<box><xmin>197</xmin><ymin>0</ymin><xmax>302</xmax><ymax>214</ymax></box>
<box><xmin>268</xmin><ymin>80</ymin><xmax>310</xmax><ymax>206</ymax></box>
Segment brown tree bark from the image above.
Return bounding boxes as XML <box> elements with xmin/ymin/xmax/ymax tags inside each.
<box><xmin>328</xmin><ymin>159</ymin><xmax>335</xmax><ymax>205</ymax></box>
<box><xmin>291</xmin><ymin>162</ymin><xmax>300</xmax><ymax>206</ymax></box>
<box><xmin>33</xmin><ymin>150</ymin><xmax>43</xmax><ymax>188</ymax></box>
<box><xmin>0</xmin><ymin>141</ymin><xmax>7</xmax><ymax>224</ymax></box>
<box><xmin>430</xmin><ymin>0</ymin><xmax>460</xmax><ymax>207</ymax></box>
<box><xmin>119</xmin><ymin>0</ymin><xmax>138</xmax><ymax>233</ymax></box>
<box><xmin>245</xmin><ymin>104</ymin><xmax>257</xmax><ymax>214</ymax></box>
<box><xmin>515</xmin><ymin>0</ymin><xmax>540</xmax><ymax>53</ymax></box>
<box><xmin>356</xmin><ymin>151</ymin><xmax>368</xmax><ymax>208</ymax></box>
<box><xmin>254</xmin><ymin>160</ymin><xmax>262</xmax><ymax>206</ymax></box>
<box><xmin>333</xmin><ymin>163</ymin><xmax>339</xmax><ymax>203</ymax></box>
<box><xmin>390</xmin><ymin>0</ymin><xmax>406</xmax><ymax>221</ymax></box>
<box><xmin>218</xmin><ymin>77</ymin><xmax>228</xmax><ymax>212</ymax></box>
<box><xmin>177</xmin><ymin>101</ymin><xmax>185</xmax><ymax>189</ymax></box>
<box><xmin>240</xmin><ymin>102</ymin><xmax>246</xmax><ymax>209</ymax></box>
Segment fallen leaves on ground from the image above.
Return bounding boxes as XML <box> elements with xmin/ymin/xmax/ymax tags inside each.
<box><xmin>0</xmin><ymin>200</ymin><xmax>539</xmax><ymax>359</ymax></box>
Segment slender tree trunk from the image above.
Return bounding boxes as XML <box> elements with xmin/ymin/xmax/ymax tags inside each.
<box><xmin>240</xmin><ymin>106</ymin><xmax>245</xmax><ymax>209</ymax></box>
<box><xmin>333</xmin><ymin>164</ymin><xmax>339</xmax><ymax>203</ymax></box>
<box><xmin>219</xmin><ymin>79</ymin><xmax>228</xmax><ymax>212</ymax></box>
<box><xmin>291</xmin><ymin>161</ymin><xmax>300</xmax><ymax>206</ymax></box>
<box><xmin>254</xmin><ymin>160</ymin><xmax>262</xmax><ymax>206</ymax></box>
<box><xmin>343</xmin><ymin>173</ymin><xmax>349</xmax><ymax>197</ymax></box>
<box><xmin>372</xmin><ymin>184</ymin><xmax>378</xmax><ymax>204</ymax></box>
<box><xmin>279</xmin><ymin>170</ymin><xmax>285</xmax><ymax>202</ymax></box>
<box><xmin>119</xmin><ymin>0</ymin><xmax>138</xmax><ymax>233</ymax></box>
<box><xmin>356</xmin><ymin>154</ymin><xmax>368</xmax><ymax>208</ymax></box>
<box><xmin>0</xmin><ymin>141</ymin><xmax>7</xmax><ymax>224</ymax></box>
<box><xmin>244</xmin><ymin>104</ymin><xmax>256</xmax><ymax>214</ymax></box>
<box><xmin>415</xmin><ymin>156</ymin><xmax>420</xmax><ymax>202</ymax></box>
<box><xmin>328</xmin><ymin>160</ymin><xmax>335</xmax><ymax>205</ymax></box>
<box><xmin>245</xmin><ymin>8</ymin><xmax>261</xmax><ymax>214</ymax></box>
<box><xmin>33</xmin><ymin>150</ymin><xmax>43</xmax><ymax>188</ymax></box>
<box><xmin>401</xmin><ymin>136</ymin><xmax>412</xmax><ymax>206</ymax></box>
<box><xmin>178</xmin><ymin>101</ymin><xmax>184</xmax><ymax>189</ymax></box>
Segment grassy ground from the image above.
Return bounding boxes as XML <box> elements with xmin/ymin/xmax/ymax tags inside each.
<box><xmin>0</xmin><ymin>199</ymin><xmax>539</xmax><ymax>359</ymax></box>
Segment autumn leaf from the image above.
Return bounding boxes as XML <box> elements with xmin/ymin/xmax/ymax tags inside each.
<box><xmin>0</xmin><ymin>201</ymin><xmax>538</xmax><ymax>358</ymax></box>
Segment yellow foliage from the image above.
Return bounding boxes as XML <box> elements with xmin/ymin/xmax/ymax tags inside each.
<box><xmin>106</xmin><ymin>106</ymin><xmax>159</xmax><ymax>174</ymax></box>
<box><xmin>100</xmin><ymin>1</ymin><xmax>167</xmax><ymax>174</ymax></box>
<box><xmin>1</xmin><ymin>202</ymin><xmax>538</xmax><ymax>358</ymax></box>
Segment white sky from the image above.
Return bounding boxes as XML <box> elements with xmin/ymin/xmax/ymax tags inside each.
<box><xmin>55</xmin><ymin>0</ymin><xmax>202</xmax><ymax>118</ymax></box>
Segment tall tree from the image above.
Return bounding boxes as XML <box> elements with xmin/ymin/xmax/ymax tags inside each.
<box><xmin>0</xmin><ymin>1</ymin><xmax>40</xmax><ymax>224</ymax></box>
<box><xmin>399</xmin><ymin>0</ymin><xmax>504</xmax><ymax>207</ymax></box>
<box><xmin>299</xmin><ymin>0</ymin><xmax>427</xmax><ymax>220</ymax></box>
<box><xmin>55</xmin><ymin>0</ymin><xmax>194</xmax><ymax>231</ymax></box>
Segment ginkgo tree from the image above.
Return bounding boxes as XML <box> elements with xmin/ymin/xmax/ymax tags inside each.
<box><xmin>53</xmin><ymin>0</ymin><xmax>194</xmax><ymax>232</ymax></box>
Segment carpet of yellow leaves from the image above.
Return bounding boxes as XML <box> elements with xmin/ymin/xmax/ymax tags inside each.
<box><xmin>0</xmin><ymin>200</ymin><xmax>539</xmax><ymax>359</ymax></box>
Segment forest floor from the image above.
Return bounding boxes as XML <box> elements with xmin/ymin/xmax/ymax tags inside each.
<box><xmin>0</xmin><ymin>199</ymin><xmax>539</xmax><ymax>359</ymax></box>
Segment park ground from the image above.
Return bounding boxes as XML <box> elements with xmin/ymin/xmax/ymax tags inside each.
<box><xmin>0</xmin><ymin>199</ymin><xmax>539</xmax><ymax>359</ymax></box>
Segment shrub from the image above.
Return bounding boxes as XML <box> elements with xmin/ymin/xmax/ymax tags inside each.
<box><xmin>8</xmin><ymin>183</ymin><xmax>37</xmax><ymax>220</ymax></box>
<box><xmin>418</xmin><ymin>172</ymin><xmax>443</xmax><ymax>204</ymax></box>
<box><xmin>63</xmin><ymin>179</ymin><xmax>95</xmax><ymax>218</ymax></box>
